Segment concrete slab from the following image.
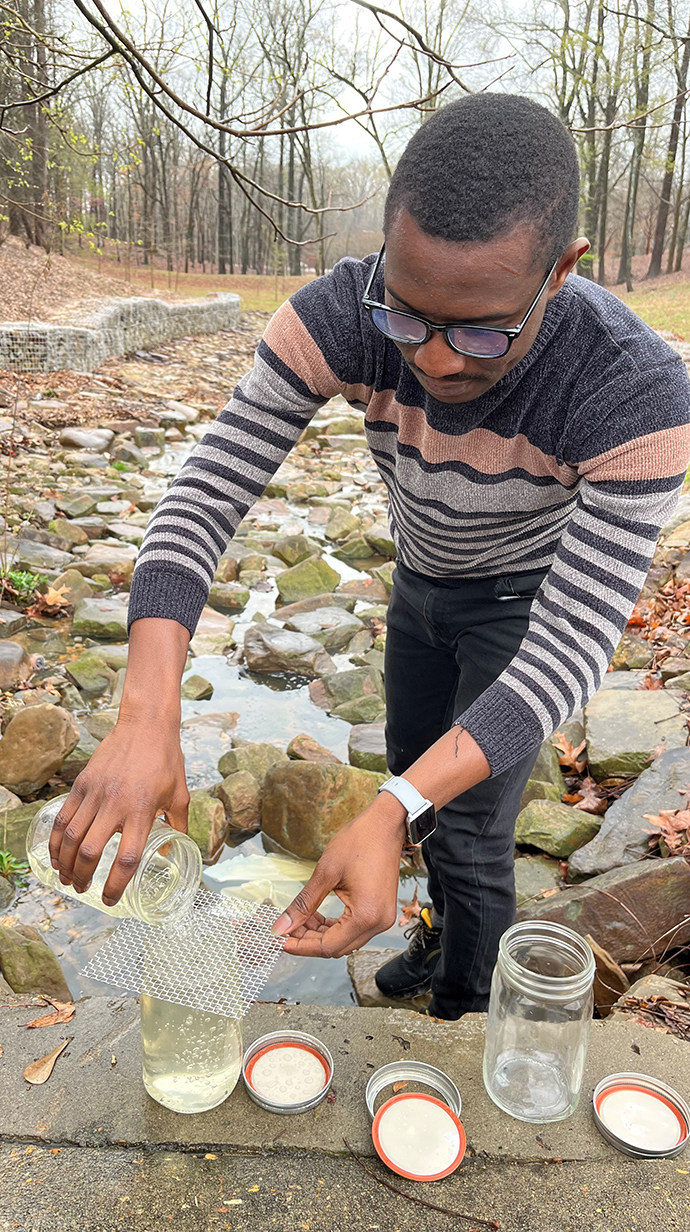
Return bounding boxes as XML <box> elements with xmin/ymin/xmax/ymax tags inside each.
<box><xmin>2</xmin><ymin>1142</ymin><xmax>690</xmax><ymax>1232</ymax></box>
<box><xmin>1</xmin><ymin>995</ymin><xmax>689</xmax><ymax>1167</ymax></box>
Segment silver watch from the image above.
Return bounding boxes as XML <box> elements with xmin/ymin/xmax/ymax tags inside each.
<box><xmin>378</xmin><ymin>776</ymin><xmax>437</xmax><ymax>846</ymax></box>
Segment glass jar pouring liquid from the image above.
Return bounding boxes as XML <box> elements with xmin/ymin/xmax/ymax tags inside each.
<box><xmin>26</xmin><ymin>794</ymin><xmax>202</xmax><ymax>925</ymax></box>
<box><xmin>483</xmin><ymin>921</ymin><xmax>595</xmax><ymax>1123</ymax></box>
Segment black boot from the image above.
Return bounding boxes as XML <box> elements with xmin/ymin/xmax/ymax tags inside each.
<box><xmin>374</xmin><ymin>906</ymin><xmax>442</xmax><ymax>999</ymax></box>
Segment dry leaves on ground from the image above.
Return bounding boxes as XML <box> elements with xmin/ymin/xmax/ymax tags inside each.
<box><xmin>637</xmin><ymin>672</ymin><xmax>664</xmax><ymax>690</ymax></box>
<box><xmin>398</xmin><ymin>886</ymin><xmax>421</xmax><ymax>926</ymax></box>
<box><xmin>24</xmin><ymin>1038</ymin><xmax>71</xmax><ymax>1085</ymax></box>
<box><xmin>644</xmin><ymin>807</ymin><xmax>690</xmax><ymax>856</ymax></box>
<box><xmin>553</xmin><ymin>732</ymin><xmax>587</xmax><ymax>775</ymax></box>
<box><xmin>26</xmin><ymin>583</ymin><xmax>71</xmax><ymax>618</ymax></box>
<box><xmin>570</xmin><ymin>776</ymin><xmax>608</xmax><ymax>816</ymax></box>
<box><xmin>23</xmin><ymin>998</ymin><xmax>75</xmax><ymax>1029</ymax></box>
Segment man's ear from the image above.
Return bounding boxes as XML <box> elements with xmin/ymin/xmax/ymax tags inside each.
<box><xmin>547</xmin><ymin>238</ymin><xmax>591</xmax><ymax>298</ymax></box>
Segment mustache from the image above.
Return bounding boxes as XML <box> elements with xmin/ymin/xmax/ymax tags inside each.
<box><xmin>410</xmin><ymin>364</ymin><xmax>485</xmax><ymax>383</ymax></box>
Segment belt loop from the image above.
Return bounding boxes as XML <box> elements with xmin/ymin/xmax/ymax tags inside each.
<box><xmin>494</xmin><ymin>577</ymin><xmax>518</xmax><ymax>601</ymax></box>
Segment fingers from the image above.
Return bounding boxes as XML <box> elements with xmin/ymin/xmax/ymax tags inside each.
<box><xmin>100</xmin><ymin>808</ymin><xmax>156</xmax><ymax>905</ymax></box>
<box><xmin>282</xmin><ymin>915</ymin><xmax>376</xmax><ymax>959</ymax></box>
<box><xmin>48</xmin><ymin>781</ymin><xmax>88</xmax><ymax>869</ymax></box>
<box><xmin>163</xmin><ymin>783</ymin><xmax>190</xmax><ymax>834</ymax></box>
<box><xmin>272</xmin><ymin>866</ymin><xmax>333</xmax><ymax>937</ymax></box>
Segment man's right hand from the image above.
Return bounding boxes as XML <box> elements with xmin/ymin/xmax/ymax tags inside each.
<box><xmin>48</xmin><ymin>616</ymin><xmax>191</xmax><ymax>907</ymax></box>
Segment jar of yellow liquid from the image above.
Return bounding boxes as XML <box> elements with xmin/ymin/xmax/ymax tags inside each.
<box><xmin>26</xmin><ymin>794</ymin><xmax>202</xmax><ymax>925</ymax></box>
<box><xmin>140</xmin><ymin>996</ymin><xmax>243</xmax><ymax>1113</ymax></box>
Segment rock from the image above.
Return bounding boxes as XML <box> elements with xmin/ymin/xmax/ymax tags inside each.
<box><xmin>515</xmin><ymin>799</ymin><xmax>601</xmax><ymax>858</ymax></box>
<box><xmin>216</xmin><ymin>771</ymin><xmax>261</xmax><ymax>832</ymax></box>
<box><xmin>598</xmin><ymin>672</ymin><xmax>647</xmax><ymax>690</ymax></box>
<box><xmin>667</xmin><ymin>670</ymin><xmax>690</xmax><ymax>691</ymax></box>
<box><xmin>72</xmin><ymin>595</ymin><xmax>129</xmax><ymax>640</ymax></box>
<box><xmin>568</xmin><ymin>748</ymin><xmax>690</xmax><ymax>879</ymax></box>
<box><xmin>208</xmin><ymin>581</ymin><xmax>250</xmax><ymax>613</ymax></box>
<box><xmin>347</xmin><ymin>948</ymin><xmax>431</xmax><ymax>1011</ymax></box>
<box><xmin>218</xmin><ymin>742</ymin><xmax>288</xmax><ymax>787</ymax></box>
<box><xmin>332</xmin><ymin>533</ymin><xmax>375</xmax><ymax>561</ymax></box>
<box><xmin>516</xmin><ymin>856</ymin><xmax>690</xmax><ymax>963</ymax></box>
<box><xmin>610</xmin><ymin>972</ymin><xmax>688</xmax><ymax>1013</ymax></box>
<box><xmin>0</xmin><ymin>924</ymin><xmax>71</xmax><ymax>999</ymax></box>
<box><xmin>584</xmin><ymin>690</ymin><xmax>688</xmax><ymax>780</ymax></box>
<box><xmin>52</xmin><ymin>569</ymin><xmax>94</xmax><ymax>607</ymax></box>
<box><xmin>275</xmin><ymin>555</ymin><xmax>340</xmax><ymax>605</ymax></box>
<box><xmin>61</xmin><ymin>725</ymin><xmax>99</xmax><ymax>782</ymax></box>
<box><xmin>164</xmin><ymin>400</ymin><xmax>199</xmax><ymax>423</ymax></box>
<box><xmin>368</xmin><ymin>560</ymin><xmax>396</xmax><ymax>594</ymax></box>
<box><xmin>12</xmin><ymin>539</ymin><xmax>72</xmax><ymax>574</ymax></box>
<box><xmin>285</xmin><ymin>606</ymin><xmax>363</xmax><ymax>652</ymax></box>
<box><xmin>98</xmin><ymin>644</ymin><xmax>129</xmax><ymax>670</ymax></box>
<box><xmin>347</xmin><ymin>629</ymin><xmax>375</xmax><ymax>658</ymax></box>
<box><xmin>181</xmin><ymin>674</ymin><xmax>214</xmax><ymax>701</ymax></box>
<box><xmin>337</xmin><ymin>577</ymin><xmax>389</xmax><ymax>602</ymax></box>
<box><xmin>287</xmin><ymin>733</ymin><xmax>342</xmax><ymax>764</ymax></box>
<box><xmin>187</xmin><ymin>788</ymin><xmax>227</xmax><ymax>860</ymax></box>
<box><xmin>332</xmin><ymin>694</ymin><xmax>387</xmax><ymax>723</ymax></box>
<box><xmin>59</xmin><ymin>427</ymin><xmax>113</xmax><ymax>452</ymax></box>
<box><xmin>0</xmin><ymin>784</ymin><xmax>23</xmax><ymax>812</ymax></box>
<box><xmin>285</xmin><ymin>480</ymin><xmax>329</xmax><ymax>502</ymax></box>
<box><xmin>585</xmin><ymin>934</ymin><xmax>630</xmax><ymax>1017</ymax></box>
<box><xmin>55</xmin><ymin>492</ymin><xmax>97</xmax><ymax>518</ymax></box>
<box><xmin>325</xmin><ymin>508</ymin><xmax>361</xmax><ymax>542</ymax></box>
<box><xmin>96</xmin><ymin>499</ymin><xmax>133</xmax><ymax>517</ymax></box>
<box><xmin>48</xmin><ymin>518</ymin><xmax>89</xmax><ymax>546</ymax></box>
<box><xmin>348</xmin><ymin>723</ymin><xmax>387</xmax><ymax>772</ymax></box>
<box><xmin>70</xmin><ymin>515</ymin><xmax>106</xmax><ymax>540</ymax></box>
<box><xmin>189</xmin><ymin>607</ymin><xmax>234</xmax><ymax>656</ymax></box>
<box><xmin>364</xmin><ymin>523</ymin><xmax>396</xmax><ymax>557</ymax></box>
<box><xmin>0</xmin><ymin>704</ymin><xmax>80</xmax><ymax>795</ymax></box>
<box><xmin>0</xmin><ymin>801</ymin><xmax>40</xmax><ymax>859</ymax></box>
<box><xmin>272</xmin><ymin>534</ymin><xmax>313</xmax><ymax>567</ymax></box>
<box><xmin>134</xmin><ymin>426</ymin><xmax>165</xmax><ymax>448</ymax></box>
<box><xmin>273</xmin><ymin>593</ymin><xmax>356</xmax><ymax>620</ymax></box>
<box><xmin>106</xmin><ymin>520</ymin><xmax>144</xmax><ymax>546</ymax></box>
<box><xmin>315</xmin><ymin>665</ymin><xmax>385</xmax><ymax>711</ymax></box>
<box><xmin>659</xmin><ymin>656</ymin><xmax>690</xmax><ymax>681</ymax></box>
<box><xmin>610</xmin><ymin>633</ymin><xmax>652</xmax><ymax>671</ymax></box>
<box><xmin>261</xmin><ymin>761</ymin><xmax>387</xmax><ymax>860</ymax></box>
<box><xmin>243</xmin><ymin>624</ymin><xmax>335</xmax><ymax>677</ymax></box>
<box><xmin>0</xmin><ymin>641</ymin><xmax>32</xmax><ymax>690</ymax></box>
<box><xmin>323</xmin><ymin>415</ymin><xmax>365</xmax><ymax>435</ymax></box>
<box><xmin>82</xmin><ymin>709</ymin><xmax>117</xmax><ymax>742</ymax></box>
<box><xmin>111</xmin><ymin>668</ymin><xmax>126</xmax><ymax>708</ymax></box>
<box><xmin>66</xmin><ymin>652</ymin><xmax>115</xmax><ymax>699</ymax></box>
<box><xmin>0</xmin><ymin>875</ymin><xmax>15</xmax><ymax>912</ymax></box>
<box><xmin>63</xmin><ymin>450</ymin><xmax>110</xmax><ymax>468</ymax></box>
<box><xmin>110</xmin><ymin>441</ymin><xmax>147</xmax><ymax>467</ymax></box>
<box><xmin>521</xmin><ymin>739</ymin><xmax>566</xmax><ymax>808</ymax></box>
<box><xmin>552</xmin><ymin>709</ymin><xmax>585</xmax><ymax>750</ymax></box>
<box><xmin>0</xmin><ymin>606</ymin><xmax>26</xmax><ymax>637</ymax></box>
<box><xmin>514</xmin><ymin>855</ymin><xmax>562</xmax><ymax>907</ymax></box>
<box><xmin>74</xmin><ymin>542</ymin><xmax>138</xmax><ymax>580</ymax></box>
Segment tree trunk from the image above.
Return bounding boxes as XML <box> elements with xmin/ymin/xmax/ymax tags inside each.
<box><xmin>646</xmin><ymin>15</ymin><xmax>690</xmax><ymax>278</ymax></box>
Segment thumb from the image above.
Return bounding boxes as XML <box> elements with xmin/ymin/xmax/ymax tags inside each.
<box><xmin>272</xmin><ymin>866</ymin><xmax>331</xmax><ymax>936</ymax></box>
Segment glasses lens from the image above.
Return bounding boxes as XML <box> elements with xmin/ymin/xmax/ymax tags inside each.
<box><xmin>447</xmin><ymin>327</ymin><xmax>509</xmax><ymax>358</ymax></box>
<box><xmin>370</xmin><ymin>307</ymin><xmax>427</xmax><ymax>344</ymax></box>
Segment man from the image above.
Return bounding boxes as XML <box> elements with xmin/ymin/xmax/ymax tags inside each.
<box><xmin>48</xmin><ymin>94</ymin><xmax>690</xmax><ymax>1021</ymax></box>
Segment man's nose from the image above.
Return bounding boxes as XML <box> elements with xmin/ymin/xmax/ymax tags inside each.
<box><xmin>412</xmin><ymin>331</ymin><xmax>468</xmax><ymax>378</ymax></box>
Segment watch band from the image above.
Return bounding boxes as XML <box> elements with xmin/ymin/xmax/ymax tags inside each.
<box><xmin>378</xmin><ymin>776</ymin><xmax>429</xmax><ymax>814</ymax></box>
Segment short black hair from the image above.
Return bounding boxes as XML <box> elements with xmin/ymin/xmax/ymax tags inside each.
<box><xmin>384</xmin><ymin>94</ymin><xmax>580</xmax><ymax>269</ymax></box>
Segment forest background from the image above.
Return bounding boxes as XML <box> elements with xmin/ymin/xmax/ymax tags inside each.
<box><xmin>2</xmin><ymin>0</ymin><xmax>690</xmax><ymax>315</ymax></box>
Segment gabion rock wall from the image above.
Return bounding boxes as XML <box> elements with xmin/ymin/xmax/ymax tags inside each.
<box><xmin>0</xmin><ymin>292</ymin><xmax>242</xmax><ymax>373</ymax></box>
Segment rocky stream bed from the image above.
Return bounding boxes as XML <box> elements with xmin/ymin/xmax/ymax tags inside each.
<box><xmin>1</xmin><ymin>318</ymin><xmax>690</xmax><ymax>1021</ymax></box>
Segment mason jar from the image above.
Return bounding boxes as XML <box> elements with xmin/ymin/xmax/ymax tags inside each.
<box><xmin>26</xmin><ymin>794</ymin><xmax>202</xmax><ymax>925</ymax></box>
<box><xmin>140</xmin><ymin>996</ymin><xmax>243</xmax><ymax>1113</ymax></box>
<box><xmin>483</xmin><ymin>921</ymin><xmax>595</xmax><ymax>1123</ymax></box>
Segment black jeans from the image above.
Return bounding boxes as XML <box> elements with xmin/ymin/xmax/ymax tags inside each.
<box><xmin>384</xmin><ymin>560</ymin><xmax>550</xmax><ymax>1020</ymax></box>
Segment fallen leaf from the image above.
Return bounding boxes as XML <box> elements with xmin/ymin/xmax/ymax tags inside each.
<box><xmin>647</xmin><ymin>744</ymin><xmax>668</xmax><ymax>763</ymax></box>
<box><xmin>111</xmin><ymin>1054</ymin><xmax>117</xmax><ymax>1067</ymax></box>
<box><xmin>24</xmin><ymin>1039</ymin><xmax>71</xmax><ymax>1085</ymax></box>
<box><xmin>637</xmin><ymin>672</ymin><xmax>664</xmax><ymax>690</ymax></box>
<box><xmin>572</xmin><ymin>776</ymin><xmax>607</xmax><ymax>816</ymax></box>
<box><xmin>0</xmin><ymin>1041</ymin><xmax>3</xmax><ymax>1058</ymax></box>
<box><xmin>644</xmin><ymin>808</ymin><xmax>690</xmax><ymax>855</ymax></box>
<box><xmin>392</xmin><ymin>1081</ymin><xmax>408</xmax><ymax>1092</ymax></box>
<box><xmin>398</xmin><ymin>885</ymin><xmax>421</xmax><ymax>926</ymax></box>
<box><xmin>540</xmin><ymin>888</ymin><xmax>559</xmax><ymax>898</ymax></box>
<box><xmin>23</xmin><ymin>1000</ymin><xmax>75</xmax><ymax>1029</ymax></box>
<box><xmin>552</xmin><ymin>733</ymin><xmax>587</xmax><ymax>774</ymax></box>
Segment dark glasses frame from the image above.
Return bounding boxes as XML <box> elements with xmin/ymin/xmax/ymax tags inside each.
<box><xmin>361</xmin><ymin>243</ymin><xmax>559</xmax><ymax>360</ymax></box>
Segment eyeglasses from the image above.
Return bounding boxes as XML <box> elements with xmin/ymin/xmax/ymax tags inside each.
<box><xmin>362</xmin><ymin>243</ymin><xmax>558</xmax><ymax>360</ymax></box>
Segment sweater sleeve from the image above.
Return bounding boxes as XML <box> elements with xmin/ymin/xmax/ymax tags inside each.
<box><xmin>127</xmin><ymin>290</ymin><xmax>352</xmax><ymax>634</ymax></box>
<box><xmin>456</xmin><ymin>405</ymin><xmax>690</xmax><ymax>777</ymax></box>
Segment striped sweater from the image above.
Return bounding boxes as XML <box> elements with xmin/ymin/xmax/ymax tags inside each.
<box><xmin>128</xmin><ymin>256</ymin><xmax>690</xmax><ymax>777</ymax></box>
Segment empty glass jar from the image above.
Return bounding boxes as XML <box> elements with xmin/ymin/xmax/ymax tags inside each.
<box><xmin>483</xmin><ymin>921</ymin><xmax>595</xmax><ymax>1123</ymax></box>
<box><xmin>26</xmin><ymin>794</ymin><xmax>202</xmax><ymax>925</ymax></box>
<box><xmin>140</xmin><ymin>996</ymin><xmax>243</xmax><ymax>1113</ymax></box>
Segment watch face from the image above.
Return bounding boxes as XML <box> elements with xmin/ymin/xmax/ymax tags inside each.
<box><xmin>409</xmin><ymin>802</ymin><xmax>437</xmax><ymax>846</ymax></box>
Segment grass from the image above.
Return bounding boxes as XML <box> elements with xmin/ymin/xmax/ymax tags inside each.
<box><xmin>615</xmin><ymin>280</ymin><xmax>690</xmax><ymax>340</ymax></box>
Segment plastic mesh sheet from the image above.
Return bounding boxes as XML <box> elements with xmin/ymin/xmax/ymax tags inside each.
<box><xmin>82</xmin><ymin>888</ymin><xmax>286</xmax><ymax>1019</ymax></box>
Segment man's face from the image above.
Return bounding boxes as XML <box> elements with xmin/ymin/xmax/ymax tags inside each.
<box><xmin>383</xmin><ymin>210</ymin><xmax>584</xmax><ymax>405</ymax></box>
